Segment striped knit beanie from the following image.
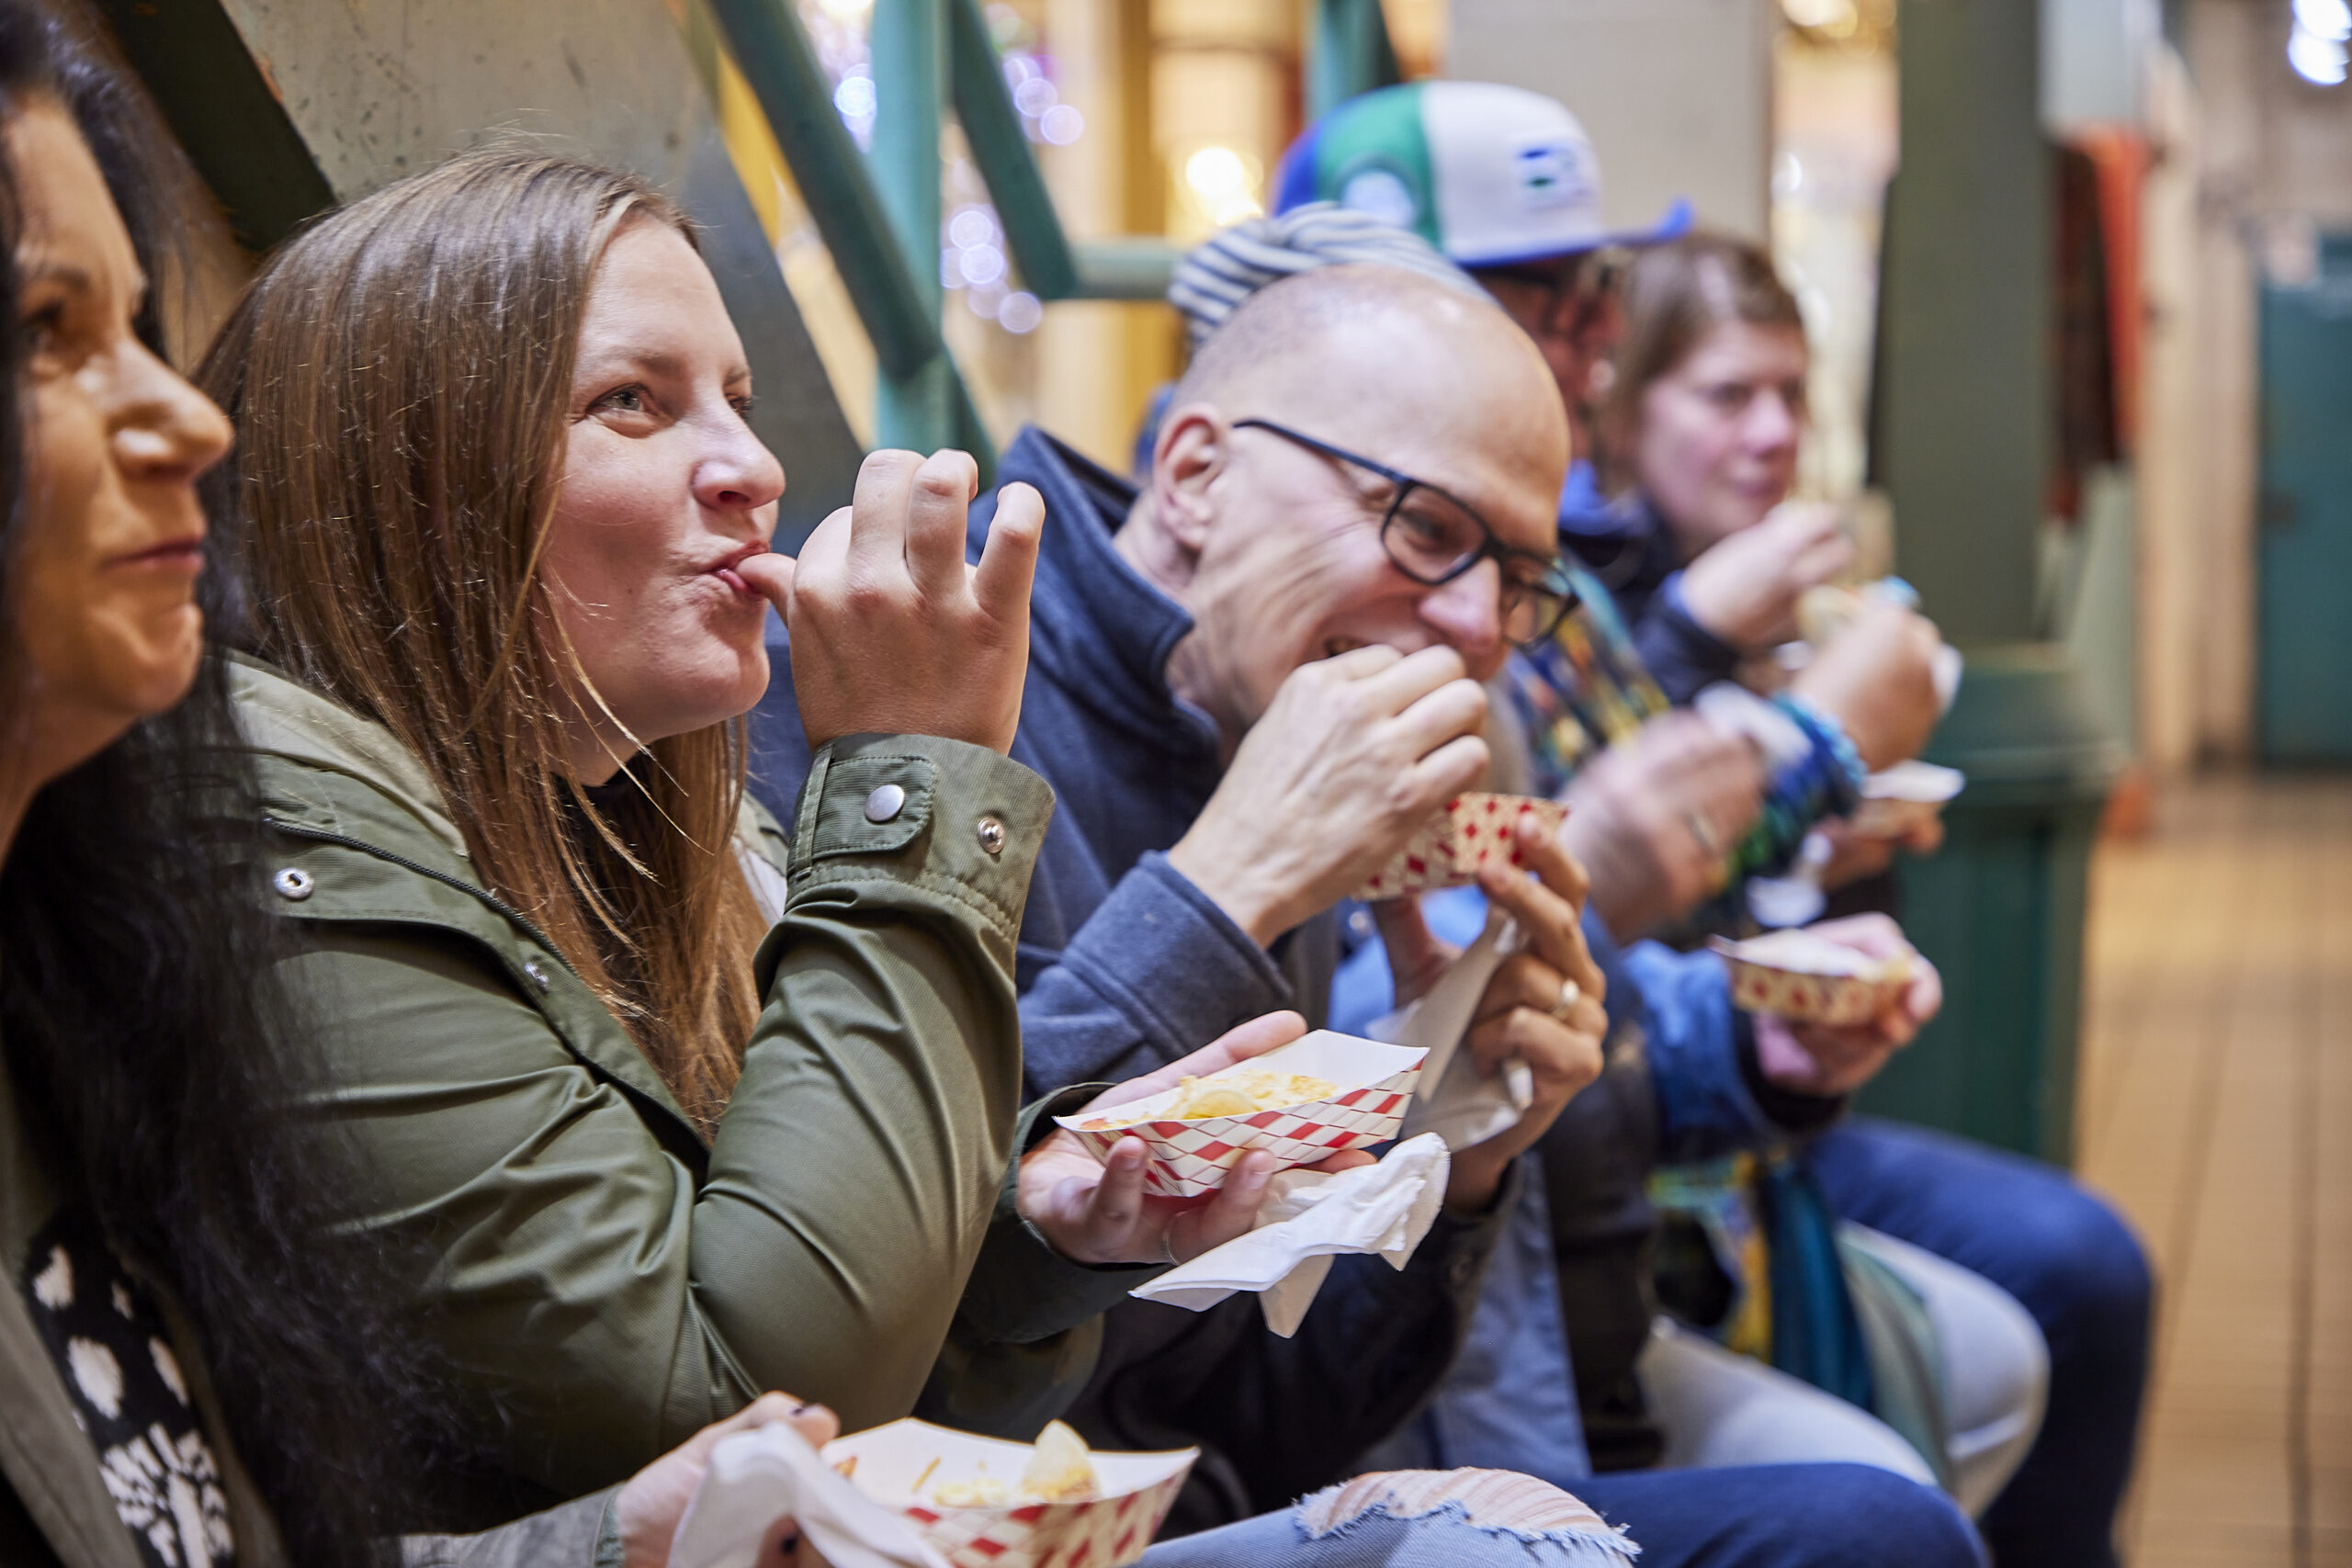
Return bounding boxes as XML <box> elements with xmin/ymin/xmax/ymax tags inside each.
<box><xmin>1166</xmin><ymin>201</ymin><xmax>1491</xmax><ymax>349</ymax></box>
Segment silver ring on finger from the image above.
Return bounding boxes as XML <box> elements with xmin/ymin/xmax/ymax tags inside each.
<box><xmin>1682</xmin><ymin>808</ymin><xmax>1721</xmax><ymax>859</ymax></box>
<box><xmin>1548</xmin><ymin>978</ymin><xmax>1582</xmax><ymax>1021</ymax></box>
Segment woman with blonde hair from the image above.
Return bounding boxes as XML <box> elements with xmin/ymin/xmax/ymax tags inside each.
<box><xmin>197</xmin><ymin>145</ymin><xmax>1324</xmax><ymax>1529</ymax></box>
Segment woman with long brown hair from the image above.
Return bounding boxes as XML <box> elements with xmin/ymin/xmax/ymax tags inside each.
<box><xmin>197</xmin><ymin>145</ymin><xmax>1315</xmax><ymax>1528</ymax></box>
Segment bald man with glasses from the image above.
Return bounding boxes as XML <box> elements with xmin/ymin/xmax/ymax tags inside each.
<box><xmin>748</xmin><ymin>261</ymin><xmax>1612</xmax><ymax>1504</ymax></box>
<box><xmin>746</xmin><ymin>260</ymin><xmax>1982</xmax><ymax>1568</ymax></box>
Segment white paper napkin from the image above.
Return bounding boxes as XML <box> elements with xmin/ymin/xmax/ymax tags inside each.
<box><xmin>1372</xmin><ymin>908</ymin><xmax>1533</xmax><ymax>1151</ymax></box>
<box><xmin>1128</xmin><ymin>1132</ymin><xmax>1452</xmax><ymax>1337</ymax></box>
<box><xmin>1932</xmin><ymin>645</ymin><xmax>1964</xmax><ymax>713</ymax></box>
<box><xmin>668</xmin><ymin>1420</ymin><xmax>949</xmax><ymax>1568</ymax></box>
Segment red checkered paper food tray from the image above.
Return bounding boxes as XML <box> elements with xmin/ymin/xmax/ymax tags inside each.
<box><xmin>1055</xmin><ymin>1031</ymin><xmax>1430</xmax><ymax>1199</ymax></box>
<box><xmin>1711</xmin><ymin>931</ymin><xmax>1915</xmax><ymax>1028</ymax></box>
<box><xmin>824</xmin><ymin>1418</ymin><xmax>1197</xmax><ymax>1568</ymax></box>
<box><xmin>1351</xmin><ymin>793</ymin><xmax>1568</xmax><ymax>902</ymax></box>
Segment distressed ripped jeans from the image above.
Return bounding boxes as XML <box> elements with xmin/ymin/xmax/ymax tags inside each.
<box><xmin>1137</xmin><ymin>1470</ymin><xmax>1639</xmax><ymax>1568</ymax></box>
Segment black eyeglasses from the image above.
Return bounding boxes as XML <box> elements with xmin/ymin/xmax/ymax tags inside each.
<box><xmin>1473</xmin><ymin>250</ymin><xmax>1625</xmax><ymax>340</ymax></box>
<box><xmin>1232</xmin><ymin>417</ymin><xmax>1579</xmax><ymax>648</ymax></box>
<box><xmin>1474</xmin><ymin>246</ymin><xmax>1627</xmax><ymax>302</ymax></box>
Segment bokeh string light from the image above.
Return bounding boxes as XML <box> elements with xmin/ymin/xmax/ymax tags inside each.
<box><xmin>2289</xmin><ymin>0</ymin><xmax>2349</xmax><ymax>85</ymax></box>
<box><xmin>793</xmin><ymin>0</ymin><xmax>1072</xmax><ymax>332</ymax></box>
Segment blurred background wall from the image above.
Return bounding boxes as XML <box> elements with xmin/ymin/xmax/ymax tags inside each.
<box><xmin>94</xmin><ymin>0</ymin><xmax>2352</xmax><ymax>783</ymax></box>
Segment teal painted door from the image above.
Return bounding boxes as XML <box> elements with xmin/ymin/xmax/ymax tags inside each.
<box><xmin>2256</xmin><ymin>231</ymin><xmax>2352</xmax><ymax>762</ymax></box>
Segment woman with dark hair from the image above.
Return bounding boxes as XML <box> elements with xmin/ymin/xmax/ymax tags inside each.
<box><xmin>0</xmin><ymin>6</ymin><xmax>848</xmax><ymax>1565</ymax></box>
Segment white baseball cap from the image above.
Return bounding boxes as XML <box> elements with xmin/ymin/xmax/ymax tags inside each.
<box><xmin>1273</xmin><ymin>80</ymin><xmax>1692</xmax><ymax>268</ymax></box>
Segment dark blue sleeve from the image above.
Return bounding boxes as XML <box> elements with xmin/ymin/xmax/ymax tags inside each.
<box><xmin>1631</xmin><ymin>572</ymin><xmax>1744</xmax><ymax>707</ymax></box>
<box><xmin>1309</xmin><ymin>881</ymin><xmax>1847</xmax><ymax>1168</ymax></box>
<box><xmin>1012</xmin><ymin>852</ymin><xmax>1299</xmax><ymax>1094</ymax></box>
<box><xmin>751</xmin><ymin>612</ymin><xmax>1297</xmax><ymax>1097</ymax></box>
<box><xmin>1619</xmin><ymin>940</ymin><xmax>1770</xmax><ymax>1161</ymax></box>
<box><xmin>1621</xmin><ymin>939</ymin><xmax>1845</xmax><ymax>1159</ymax></box>
<box><xmin>746</xmin><ymin>611</ymin><xmax>818</xmax><ymax>819</ymax></box>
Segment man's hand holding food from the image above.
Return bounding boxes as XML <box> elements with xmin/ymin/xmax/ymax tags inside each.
<box><xmin>1164</xmin><ymin>644</ymin><xmax>1490</xmax><ymax>948</ymax></box>
<box><xmin>1373</xmin><ymin>808</ymin><xmax>1609</xmax><ymax>1213</ymax></box>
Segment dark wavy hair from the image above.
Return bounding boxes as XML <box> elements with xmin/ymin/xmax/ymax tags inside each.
<box><xmin>0</xmin><ymin>5</ymin><xmax>451</xmax><ymax>1560</ymax></box>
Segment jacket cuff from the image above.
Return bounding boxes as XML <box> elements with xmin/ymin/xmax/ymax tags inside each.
<box><xmin>1734</xmin><ymin>1014</ymin><xmax>1849</xmax><ymax>1133</ymax></box>
<box><xmin>784</xmin><ymin>733</ymin><xmax>1057</xmax><ymax>968</ymax></box>
<box><xmin>1046</xmin><ymin>852</ymin><xmax>1295</xmax><ymax>1065</ymax></box>
<box><xmin>1635</xmin><ymin>575</ymin><xmax>1745</xmax><ymax>706</ymax></box>
<box><xmin>954</xmin><ymin>1086</ymin><xmax>1167</xmax><ymax>1347</ymax></box>
<box><xmin>1624</xmin><ymin>941</ymin><xmax>1791</xmax><ymax>1160</ymax></box>
<box><xmin>1421</xmin><ymin>1154</ymin><xmax>1520</xmax><ymax>1299</ymax></box>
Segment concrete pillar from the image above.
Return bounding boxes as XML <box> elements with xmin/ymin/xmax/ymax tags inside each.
<box><xmin>1447</xmin><ymin>0</ymin><xmax>1776</xmax><ymax>241</ymax></box>
<box><xmin>175</xmin><ymin>0</ymin><xmax>864</xmax><ymax>532</ymax></box>
<box><xmin>1036</xmin><ymin>0</ymin><xmax>1175</xmax><ymax>472</ymax></box>
<box><xmin>1880</xmin><ymin>0</ymin><xmax>2051</xmax><ymax>641</ymax></box>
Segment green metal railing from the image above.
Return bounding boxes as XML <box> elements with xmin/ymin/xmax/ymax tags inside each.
<box><xmin>1308</xmin><ymin>0</ymin><xmax>1404</xmax><ymax>121</ymax></box>
<box><xmin>699</xmin><ymin>0</ymin><xmax>1397</xmax><ymax>462</ymax></box>
<box><xmin>868</xmin><ymin>0</ymin><xmax>956</xmax><ymax>450</ymax></box>
<box><xmin>701</xmin><ymin>0</ymin><xmax>1188</xmax><ymax>464</ymax></box>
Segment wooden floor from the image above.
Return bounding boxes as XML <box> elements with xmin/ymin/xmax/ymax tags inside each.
<box><xmin>2077</xmin><ymin>773</ymin><xmax>2351</xmax><ymax>1568</ymax></box>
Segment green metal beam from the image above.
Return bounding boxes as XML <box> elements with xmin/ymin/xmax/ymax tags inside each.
<box><xmin>705</xmin><ymin>0</ymin><xmax>1171</xmax><ymax>467</ymax></box>
<box><xmin>946</xmin><ymin>0</ymin><xmax>1080</xmax><ymax>300</ymax></box>
<box><xmin>870</xmin><ymin>0</ymin><xmax>957</xmax><ymax>451</ymax></box>
<box><xmin>90</xmin><ymin>0</ymin><xmax>334</xmax><ymax>253</ymax></box>
<box><xmin>1306</xmin><ymin>0</ymin><xmax>1403</xmax><ymax>122</ymax></box>
<box><xmin>946</xmin><ymin>0</ymin><xmax>1171</xmax><ymax>299</ymax></box>
<box><xmin>702</xmin><ymin>0</ymin><xmax>942</xmax><ymax>380</ymax></box>
<box><xmin>1071</xmin><ymin>238</ymin><xmax>1182</xmax><ymax>299</ymax></box>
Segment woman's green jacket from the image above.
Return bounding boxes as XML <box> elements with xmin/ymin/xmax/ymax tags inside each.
<box><xmin>228</xmin><ymin>656</ymin><xmax>1130</xmax><ymax>1514</ymax></box>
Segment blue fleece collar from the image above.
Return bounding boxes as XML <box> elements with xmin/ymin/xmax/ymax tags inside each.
<box><xmin>979</xmin><ymin>426</ymin><xmax>1220</xmax><ymax>759</ymax></box>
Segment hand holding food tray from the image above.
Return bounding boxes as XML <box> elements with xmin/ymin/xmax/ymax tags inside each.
<box><xmin>669</xmin><ymin>1417</ymin><xmax>1194</xmax><ymax>1568</ymax></box>
<box><xmin>1712</xmin><ymin>927</ymin><xmax>1917</xmax><ymax>1027</ymax></box>
<box><xmin>832</xmin><ymin>1419</ymin><xmax>1193</xmax><ymax>1568</ymax></box>
<box><xmin>1057</xmin><ymin>1030</ymin><xmax>1428</xmax><ymax>1199</ymax></box>
<box><xmin>1850</xmin><ymin>760</ymin><xmax>1964</xmax><ymax>839</ymax></box>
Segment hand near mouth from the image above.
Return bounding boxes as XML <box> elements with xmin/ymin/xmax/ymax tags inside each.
<box><xmin>730</xmin><ymin>542</ymin><xmax>788</xmax><ymax>603</ymax></box>
<box><xmin>767</xmin><ymin>447</ymin><xmax>1044</xmax><ymax>756</ymax></box>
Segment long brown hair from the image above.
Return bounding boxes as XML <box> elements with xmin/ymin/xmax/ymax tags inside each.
<box><xmin>1598</xmin><ymin>231</ymin><xmax>1805</xmax><ymax>492</ymax></box>
<box><xmin>199</xmin><ymin>148</ymin><xmax>763</xmax><ymax>1132</ymax></box>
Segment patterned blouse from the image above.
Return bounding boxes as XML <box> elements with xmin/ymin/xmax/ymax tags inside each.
<box><xmin>18</xmin><ymin>1207</ymin><xmax>237</xmax><ymax>1568</ymax></box>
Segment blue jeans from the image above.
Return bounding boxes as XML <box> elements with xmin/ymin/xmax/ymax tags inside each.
<box><xmin>1141</xmin><ymin>1505</ymin><xmax>1633</xmax><ymax>1567</ymax></box>
<box><xmin>1139</xmin><ymin>1463</ymin><xmax>1982</xmax><ymax>1568</ymax></box>
<box><xmin>1811</xmin><ymin>1119</ymin><xmax>2153</xmax><ymax>1568</ymax></box>
<box><xmin>1573</xmin><ymin>1463</ymin><xmax>1984</xmax><ymax>1567</ymax></box>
